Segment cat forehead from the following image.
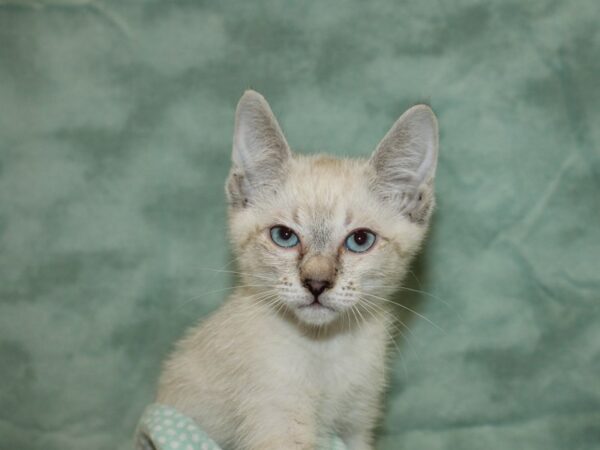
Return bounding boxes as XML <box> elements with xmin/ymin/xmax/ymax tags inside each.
<box><xmin>271</xmin><ymin>155</ymin><xmax>379</xmax><ymax>228</ymax></box>
<box><xmin>285</xmin><ymin>154</ymin><xmax>371</xmax><ymax>202</ymax></box>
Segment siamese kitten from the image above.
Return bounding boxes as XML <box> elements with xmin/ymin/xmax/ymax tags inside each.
<box><xmin>157</xmin><ymin>90</ymin><xmax>439</xmax><ymax>450</ymax></box>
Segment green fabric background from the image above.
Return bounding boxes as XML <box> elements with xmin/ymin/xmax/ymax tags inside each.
<box><xmin>1</xmin><ymin>1</ymin><xmax>599</xmax><ymax>449</ymax></box>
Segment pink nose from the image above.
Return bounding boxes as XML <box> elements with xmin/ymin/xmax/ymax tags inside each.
<box><xmin>302</xmin><ymin>279</ymin><xmax>332</xmax><ymax>299</ymax></box>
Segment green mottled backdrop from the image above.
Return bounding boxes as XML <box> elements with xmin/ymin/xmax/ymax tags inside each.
<box><xmin>1</xmin><ymin>1</ymin><xmax>599</xmax><ymax>449</ymax></box>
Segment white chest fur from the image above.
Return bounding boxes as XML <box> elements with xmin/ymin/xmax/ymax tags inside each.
<box><xmin>158</xmin><ymin>295</ymin><xmax>389</xmax><ymax>448</ymax></box>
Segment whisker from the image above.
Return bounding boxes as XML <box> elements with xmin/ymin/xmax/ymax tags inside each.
<box><xmin>217</xmin><ymin>291</ymin><xmax>280</xmax><ymax>328</ymax></box>
<box><xmin>361</xmin><ymin>269</ymin><xmax>456</xmax><ymax>314</ymax></box>
<box><xmin>342</xmin><ymin>309</ymin><xmax>351</xmax><ymax>333</ymax></box>
<box><xmin>361</xmin><ymin>297</ymin><xmax>423</xmax><ymax>366</ymax></box>
<box><xmin>215</xmin><ymin>254</ymin><xmax>245</xmax><ymax>271</ymax></box>
<box><xmin>407</xmin><ymin>270</ymin><xmax>423</xmax><ymax>289</ymax></box>
<box><xmin>360</xmin><ymin>291</ymin><xmax>446</xmax><ymax>333</ymax></box>
<box><xmin>396</xmin><ymin>286</ymin><xmax>456</xmax><ymax>314</ymax></box>
<box><xmin>175</xmin><ymin>283</ymin><xmax>278</xmax><ymax>311</ymax></box>
<box><xmin>349</xmin><ymin>305</ymin><xmax>361</xmax><ymax>332</ymax></box>
<box><xmin>353</xmin><ymin>304</ymin><xmax>367</xmax><ymax>331</ymax></box>
<box><xmin>363</xmin><ymin>278</ymin><xmax>447</xmax><ymax>304</ymax></box>
<box><xmin>360</xmin><ymin>297</ymin><xmax>419</xmax><ymax>341</ymax></box>
<box><xmin>365</xmin><ymin>281</ymin><xmax>463</xmax><ymax>324</ymax></box>
<box><xmin>358</xmin><ymin>301</ymin><xmax>409</xmax><ymax>377</ymax></box>
<box><xmin>195</xmin><ymin>267</ymin><xmax>274</xmax><ymax>282</ymax></box>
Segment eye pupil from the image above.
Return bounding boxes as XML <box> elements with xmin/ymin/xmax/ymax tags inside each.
<box><xmin>279</xmin><ymin>227</ymin><xmax>292</xmax><ymax>240</ymax></box>
<box><xmin>354</xmin><ymin>231</ymin><xmax>367</xmax><ymax>245</ymax></box>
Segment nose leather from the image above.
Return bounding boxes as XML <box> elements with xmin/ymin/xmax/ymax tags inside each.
<box><xmin>302</xmin><ymin>279</ymin><xmax>331</xmax><ymax>298</ymax></box>
<box><xmin>300</xmin><ymin>254</ymin><xmax>336</xmax><ymax>299</ymax></box>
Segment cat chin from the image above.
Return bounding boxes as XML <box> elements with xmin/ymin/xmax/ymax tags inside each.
<box><xmin>293</xmin><ymin>304</ymin><xmax>339</xmax><ymax>326</ymax></box>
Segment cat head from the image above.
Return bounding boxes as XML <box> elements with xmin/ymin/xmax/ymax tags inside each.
<box><xmin>226</xmin><ymin>90</ymin><xmax>438</xmax><ymax>327</ymax></box>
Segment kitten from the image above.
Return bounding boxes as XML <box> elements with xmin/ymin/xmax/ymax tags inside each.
<box><xmin>157</xmin><ymin>90</ymin><xmax>439</xmax><ymax>450</ymax></box>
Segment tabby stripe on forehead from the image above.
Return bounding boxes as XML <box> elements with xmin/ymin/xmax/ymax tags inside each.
<box><xmin>310</xmin><ymin>220</ymin><xmax>331</xmax><ymax>251</ymax></box>
<box><xmin>344</xmin><ymin>211</ymin><xmax>353</xmax><ymax>227</ymax></box>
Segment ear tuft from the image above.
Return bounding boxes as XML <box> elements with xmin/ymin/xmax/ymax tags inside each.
<box><xmin>226</xmin><ymin>90</ymin><xmax>291</xmax><ymax>208</ymax></box>
<box><xmin>369</xmin><ymin>104</ymin><xmax>439</xmax><ymax>223</ymax></box>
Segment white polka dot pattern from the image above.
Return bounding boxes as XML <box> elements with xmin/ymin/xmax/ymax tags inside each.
<box><xmin>134</xmin><ymin>403</ymin><xmax>348</xmax><ymax>450</ymax></box>
<box><xmin>134</xmin><ymin>404</ymin><xmax>219</xmax><ymax>450</ymax></box>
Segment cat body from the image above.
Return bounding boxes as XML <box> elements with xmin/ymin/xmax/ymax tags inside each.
<box><xmin>157</xmin><ymin>290</ymin><xmax>388</xmax><ymax>450</ymax></box>
<box><xmin>157</xmin><ymin>91</ymin><xmax>439</xmax><ymax>450</ymax></box>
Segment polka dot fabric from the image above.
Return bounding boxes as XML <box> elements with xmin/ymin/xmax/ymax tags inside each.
<box><xmin>135</xmin><ymin>403</ymin><xmax>348</xmax><ymax>450</ymax></box>
<box><xmin>135</xmin><ymin>404</ymin><xmax>219</xmax><ymax>450</ymax></box>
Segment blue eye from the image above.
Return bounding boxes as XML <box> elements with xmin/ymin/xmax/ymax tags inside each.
<box><xmin>345</xmin><ymin>229</ymin><xmax>376</xmax><ymax>253</ymax></box>
<box><xmin>270</xmin><ymin>226</ymin><xmax>300</xmax><ymax>248</ymax></box>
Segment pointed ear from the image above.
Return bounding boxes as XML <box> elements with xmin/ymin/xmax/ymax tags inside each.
<box><xmin>369</xmin><ymin>104</ymin><xmax>439</xmax><ymax>224</ymax></box>
<box><xmin>226</xmin><ymin>90</ymin><xmax>292</xmax><ymax>208</ymax></box>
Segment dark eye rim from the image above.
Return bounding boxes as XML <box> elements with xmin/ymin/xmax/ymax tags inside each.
<box><xmin>269</xmin><ymin>225</ymin><xmax>301</xmax><ymax>249</ymax></box>
<box><xmin>344</xmin><ymin>228</ymin><xmax>377</xmax><ymax>253</ymax></box>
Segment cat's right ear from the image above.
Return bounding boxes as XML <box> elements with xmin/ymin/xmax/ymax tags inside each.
<box><xmin>226</xmin><ymin>90</ymin><xmax>292</xmax><ymax>208</ymax></box>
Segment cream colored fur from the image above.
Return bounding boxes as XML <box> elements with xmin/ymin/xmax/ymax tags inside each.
<box><xmin>157</xmin><ymin>91</ymin><xmax>439</xmax><ymax>450</ymax></box>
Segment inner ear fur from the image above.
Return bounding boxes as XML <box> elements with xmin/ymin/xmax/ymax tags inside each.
<box><xmin>226</xmin><ymin>90</ymin><xmax>291</xmax><ymax>208</ymax></box>
<box><xmin>369</xmin><ymin>104</ymin><xmax>439</xmax><ymax>224</ymax></box>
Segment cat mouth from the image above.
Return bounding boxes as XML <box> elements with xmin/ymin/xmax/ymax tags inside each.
<box><xmin>300</xmin><ymin>299</ymin><xmax>334</xmax><ymax>311</ymax></box>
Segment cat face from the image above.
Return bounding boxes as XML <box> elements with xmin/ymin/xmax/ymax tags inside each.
<box><xmin>226</xmin><ymin>91</ymin><xmax>438</xmax><ymax>327</ymax></box>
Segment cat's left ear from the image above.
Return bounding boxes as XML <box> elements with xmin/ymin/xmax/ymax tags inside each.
<box><xmin>226</xmin><ymin>90</ymin><xmax>292</xmax><ymax>208</ymax></box>
<box><xmin>369</xmin><ymin>105</ymin><xmax>439</xmax><ymax>224</ymax></box>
